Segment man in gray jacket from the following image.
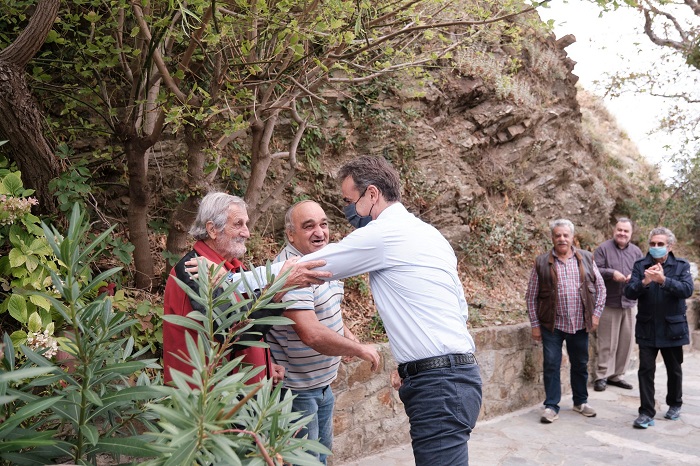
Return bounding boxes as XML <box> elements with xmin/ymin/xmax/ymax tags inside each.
<box><xmin>593</xmin><ymin>218</ymin><xmax>643</xmax><ymax>392</ymax></box>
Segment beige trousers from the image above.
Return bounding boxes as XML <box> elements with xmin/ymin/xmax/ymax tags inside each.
<box><xmin>595</xmin><ymin>305</ymin><xmax>635</xmax><ymax>381</ymax></box>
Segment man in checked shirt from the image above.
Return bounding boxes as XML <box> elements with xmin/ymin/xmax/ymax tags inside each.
<box><xmin>526</xmin><ymin>219</ymin><xmax>606</xmax><ymax>424</ymax></box>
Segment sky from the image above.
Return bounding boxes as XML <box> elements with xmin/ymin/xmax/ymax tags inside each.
<box><xmin>538</xmin><ymin>0</ymin><xmax>696</xmax><ymax>180</ymax></box>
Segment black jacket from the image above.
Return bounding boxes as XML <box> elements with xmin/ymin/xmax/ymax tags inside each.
<box><xmin>624</xmin><ymin>252</ymin><xmax>694</xmax><ymax>348</ymax></box>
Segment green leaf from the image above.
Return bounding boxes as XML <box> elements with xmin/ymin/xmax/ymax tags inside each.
<box><xmin>84</xmin><ymin>389</ymin><xmax>103</xmax><ymax>407</ymax></box>
<box><xmin>0</xmin><ymin>365</ymin><xmax>54</xmax><ymax>384</ymax></box>
<box><xmin>96</xmin><ymin>436</ymin><xmax>158</xmax><ymax>456</ymax></box>
<box><xmin>8</xmin><ymin>248</ymin><xmax>26</xmax><ymax>268</ymax></box>
<box><xmin>2</xmin><ymin>172</ymin><xmax>23</xmax><ymax>195</ymax></box>
<box><xmin>29</xmin><ymin>294</ymin><xmax>51</xmax><ymax>311</ymax></box>
<box><xmin>81</xmin><ymin>424</ymin><xmax>99</xmax><ymax>446</ymax></box>
<box><xmin>8</xmin><ymin>294</ymin><xmax>28</xmax><ymax>323</ymax></box>
<box><xmin>0</xmin><ymin>396</ymin><xmax>62</xmax><ymax>435</ymax></box>
<box><xmin>27</xmin><ymin>311</ymin><xmax>42</xmax><ymax>333</ymax></box>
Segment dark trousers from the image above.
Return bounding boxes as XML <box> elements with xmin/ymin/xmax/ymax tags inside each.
<box><xmin>398</xmin><ymin>361</ymin><xmax>482</xmax><ymax>466</ymax></box>
<box><xmin>638</xmin><ymin>345</ymin><xmax>684</xmax><ymax>417</ymax></box>
<box><xmin>541</xmin><ymin>327</ymin><xmax>590</xmax><ymax>412</ymax></box>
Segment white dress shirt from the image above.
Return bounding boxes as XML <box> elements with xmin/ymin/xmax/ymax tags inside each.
<box><xmin>299</xmin><ymin>203</ymin><xmax>475</xmax><ymax>364</ymax></box>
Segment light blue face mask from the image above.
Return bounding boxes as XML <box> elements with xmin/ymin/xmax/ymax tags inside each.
<box><xmin>649</xmin><ymin>246</ymin><xmax>667</xmax><ymax>259</ymax></box>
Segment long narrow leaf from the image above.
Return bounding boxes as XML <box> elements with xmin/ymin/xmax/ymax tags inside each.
<box><xmin>0</xmin><ymin>396</ymin><xmax>62</xmax><ymax>436</ymax></box>
<box><xmin>96</xmin><ymin>436</ymin><xmax>159</xmax><ymax>456</ymax></box>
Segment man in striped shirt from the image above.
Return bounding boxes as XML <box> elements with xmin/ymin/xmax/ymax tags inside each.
<box><xmin>525</xmin><ymin>219</ymin><xmax>606</xmax><ymax>424</ymax></box>
<box><xmin>266</xmin><ymin>200</ymin><xmax>380</xmax><ymax>465</ymax></box>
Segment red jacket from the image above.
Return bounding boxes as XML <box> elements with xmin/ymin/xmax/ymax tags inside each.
<box><xmin>162</xmin><ymin>240</ymin><xmax>272</xmax><ymax>385</ymax></box>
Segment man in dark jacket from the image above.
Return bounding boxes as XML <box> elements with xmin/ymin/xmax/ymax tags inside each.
<box><xmin>624</xmin><ymin>227</ymin><xmax>694</xmax><ymax>429</ymax></box>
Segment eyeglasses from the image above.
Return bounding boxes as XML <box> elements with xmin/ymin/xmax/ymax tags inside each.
<box><xmin>343</xmin><ymin>186</ymin><xmax>368</xmax><ymax>205</ymax></box>
<box><xmin>649</xmin><ymin>242</ymin><xmax>666</xmax><ymax>247</ymax></box>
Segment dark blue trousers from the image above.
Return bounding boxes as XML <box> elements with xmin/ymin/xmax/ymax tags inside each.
<box><xmin>398</xmin><ymin>359</ymin><xmax>482</xmax><ymax>465</ymax></box>
<box><xmin>541</xmin><ymin>327</ymin><xmax>590</xmax><ymax>412</ymax></box>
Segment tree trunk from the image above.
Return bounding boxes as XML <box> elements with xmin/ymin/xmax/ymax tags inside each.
<box><xmin>0</xmin><ymin>0</ymin><xmax>61</xmax><ymax>214</ymax></box>
<box><xmin>245</xmin><ymin>116</ymin><xmax>278</xmax><ymax>229</ymax></box>
<box><xmin>165</xmin><ymin>125</ymin><xmax>211</xmax><ymax>258</ymax></box>
<box><xmin>125</xmin><ymin>140</ymin><xmax>155</xmax><ymax>290</ymax></box>
<box><xmin>0</xmin><ymin>64</ymin><xmax>60</xmax><ymax>212</ymax></box>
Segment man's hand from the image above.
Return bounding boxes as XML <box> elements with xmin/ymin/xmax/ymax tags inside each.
<box><xmin>531</xmin><ymin>326</ymin><xmax>542</xmax><ymax>342</ymax></box>
<box><xmin>279</xmin><ymin>257</ymin><xmax>331</xmax><ymax>288</ymax></box>
<box><xmin>612</xmin><ymin>270</ymin><xmax>627</xmax><ymax>283</ymax></box>
<box><xmin>390</xmin><ymin>369</ymin><xmax>402</xmax><ymax>390</ymax></box>
<box><xmin>643</xmin><ymin>263</ymin><xmax>665</xmax><ymax>285</ymax></box>
<box><xmin>271</xmin><ymin>363</ymin><xmax>285</xmax><ymax>385</ymax></box>
<box><xmin>358</xmin><ymin>344</ymin><xmax>381</xmax><ymax>372</ymax></box>
<box><xmin>591</xmin><ymin>315</ymin><xmax>600</xmax><ymax>332</ymax></box>
<box><xmin>184</xmin><ymin>256</ymin><xmax>227</xmax><ymax>282</ymax></box>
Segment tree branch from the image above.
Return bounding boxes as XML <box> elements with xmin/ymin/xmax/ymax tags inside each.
<box><xmin>0</xmin><ymin>0</ymin><xmax>59</xmax><ymax>68</ymax></box>
<box><xmin>328</xmin><ymin>6</ymin><xmax>538</xmax><ymax>60</ymax></box>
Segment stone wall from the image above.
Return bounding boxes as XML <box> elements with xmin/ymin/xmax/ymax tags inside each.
<box><xmin>330</xmin><ymin>299</ymin><xmax>700</xmax><ymax>464</ymax></box>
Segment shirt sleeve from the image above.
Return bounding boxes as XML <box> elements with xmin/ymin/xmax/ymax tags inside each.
<box><xmin>593</xmin><ymin>245</ymin><xmax>614</xmax><ymax>280</ymax></box>
<box><xmin>592</xmin><ymin>261</ymin><xmax>606</xmax><ymax>317</ymax></box>
<box><xmin>282</xmin><ymin>285</ymin><xmax>315</xmax><ymax>311</ymax></box>
<box><xmin>224</xmin><ymin>262</ymin><xmax>285</xmax><ymax>291</ymax></box>
<box><xmin>298</xmin><ymin>225</ymin><xmax>386</xmax><ymax>280</ymax></box>
<box><xmin>525</xmin><ymin>266</ymin><xmax>540</xmax><ymax>328</ymax></box>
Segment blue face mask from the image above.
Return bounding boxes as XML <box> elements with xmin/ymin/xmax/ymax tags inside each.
<box><xmin>649</xmin><ymin>246</ymin><xmax>668</xmax><ymax>259</ymax></box>
<box><xmin>343</xmin><ymin>203</ymin><xmax>373</xmax><ymax>229</ymax></box>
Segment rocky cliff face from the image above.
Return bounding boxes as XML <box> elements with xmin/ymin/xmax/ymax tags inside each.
<box><xmin>230</xmin><ymin>15</ymin><xmax>658</xmax><ymax>328</ymax></box>
<box><xmin>142</xmin><ymin>9</ymin><xmax>658</xmax><ymax>327</ymax></box>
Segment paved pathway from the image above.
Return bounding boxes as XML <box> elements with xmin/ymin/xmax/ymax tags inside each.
<box><xmin>339</xmin><ymin>351</ymin><xmax>700</xmax><ymax>466</ymax></box>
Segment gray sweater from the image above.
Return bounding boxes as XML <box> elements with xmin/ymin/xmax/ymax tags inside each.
<box><xmin>594</xmin><ymin>239</ymin><xmax>644</xmax><ymax>309</ymax></box>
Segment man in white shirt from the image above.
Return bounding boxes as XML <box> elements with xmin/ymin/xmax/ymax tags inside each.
<box><xmin>299</xmin><ymin>156</ymin><xmax>482</xmax><ymax>466</ymax></box>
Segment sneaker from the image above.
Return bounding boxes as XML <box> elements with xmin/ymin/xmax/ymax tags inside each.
<box><xmin>540</xmin><ymin>407</ymin><xmax>559</xmax><ymax>424</ymax></box>
<box><xmin>633</xmin><ymin>414</ymin><xmax>655</xmax><ymax>429</ymax></box>
<box><xmin>665</xmin><ymin>406</ymin><xmax>681</xmax><ymax>420</ymax></box>
<box><xmin>573</xmin><ymin>403</ymin><xmax>597</xmax><ymax>417</ymax></box>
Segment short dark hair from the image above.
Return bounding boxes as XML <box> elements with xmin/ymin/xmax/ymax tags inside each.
<box><xmin>337</xmin><ymin>156</ymin><xmax>401</xmax><ymax>202</ymax></box>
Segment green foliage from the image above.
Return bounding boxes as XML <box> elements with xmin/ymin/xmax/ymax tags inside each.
<box><xmin>1</xmin><ymin>204</ymin><xmax>161</xmax><ymax>465</ymax></box>
<box><xmin>48</xmin><ymin>145</ymin><xmax>93</xmax><ymax>214</ymax></box>
<box><xmin>1</xmin><ymin>205</ymin><xmax>325</xmax><ymax>464</ymax></box>
<box><xmin>144</xmin><ymin>260</ymin><xmax>326</xmax><ymax>464</ymax></box>
<box><xmin>619</xmin><ymin>154</ymin><xmax>700</xmax><ymax>245</ymax></box>
<box><xmin>110</xmin><ymin>290</ymin><xmax>163</xmax><ymax>354</ymax></box>
<box><xmin>0</xmin><ymin>165</ymin><xmax>59</xmax><ymax>346</ymax></box>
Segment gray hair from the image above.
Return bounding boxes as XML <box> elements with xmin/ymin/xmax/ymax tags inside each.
<box><xmin>284</xmin><ymin>199</ymin><xmax>316</xmax><ymax>234</ymax></box>
<box><xmin>549</xmin><ymin>218</ymin><xmax>575</xmax><ymax>236</ymax></box>
<box><xmin>615</xmin><ymin>217</ymin><xmax>634</xmax><ymax>231</ymax></box>
<box><xmin>189</xmin><ymin>192</ymin><xmax>247</xmax><ymax>240</ymax></box>
<box><xmin>648</xmin><ymin>226</ymin><xmax>676</xmax><ymax>246</ymax></box>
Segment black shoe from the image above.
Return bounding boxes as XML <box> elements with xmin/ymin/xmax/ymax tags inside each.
<box><xmin>607</xmin><ymin>379</ymin><xmax>633</xmax><ymax>390</ymax></box>
<box><xmin>594</xmin><ymin>379</ymin><xmax>607</xmax><ymax>391</ymax></box>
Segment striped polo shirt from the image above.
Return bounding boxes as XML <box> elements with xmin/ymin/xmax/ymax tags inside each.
<box><xmin>266</xmin><ymin>244</ymin><xmax>345</xmax><ymax>390</ymax></box>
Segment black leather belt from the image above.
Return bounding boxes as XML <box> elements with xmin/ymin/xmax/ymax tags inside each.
<box><xmin>397</xmin><ymin>353</ymin><xmax>477</xmax><ymax>379</ymax></box>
